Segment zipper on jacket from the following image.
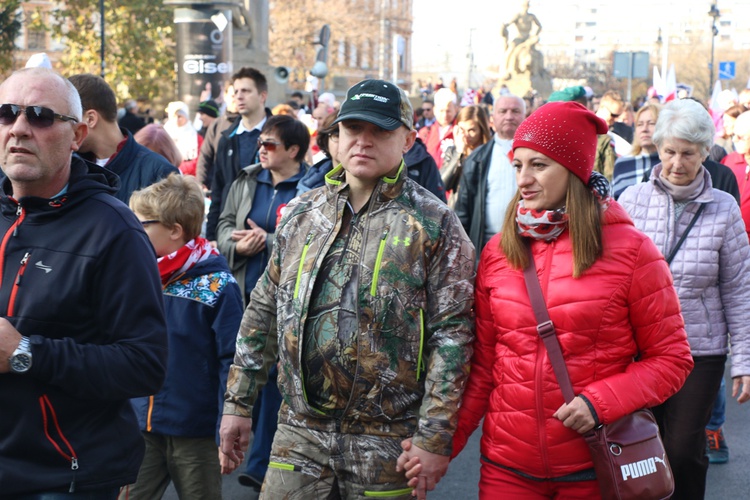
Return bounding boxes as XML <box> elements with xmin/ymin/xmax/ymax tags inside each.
<box><xmin>337</xmin><ymin>195</ymin><xmax>379</xmax><ymax>420</ymax></box>
<box><xmin>39</xmin><ymin>395</ymin><xmax>79</xmax><ymax>492</ymax></box>
<box><xmin>146</xmin><ymin>395</ymin><xmax>155</xmax><ymax>432</ymax></box>
<box><xmin>294</xmin><ymin>233</ymin><xmax>314</xmax><ymax>299</ymax></box>
<box><xmin>7</xmin><ymin>252</ymin><xmax>30</xmax><ymax>316</ymax></box>
<box><xmin>0</xmin><ymin>203</ymin><xmax>26</xmax><ymax>290</ymax></box>
<box><xmin>363</xmin><ymin>488</ymin><xmax>414</xmax><ymax>497</ymax></box>
<box><xmin>12</xmin><ymin>204</ymin><xmax>23</xmax><ymax>237</ymax></box>
<box><xmin>338</xmin><ymin>202</ymin><xmax>363</xmax><ymax>265</ymax></box>
<box><xmin>369</xmin><ymin>228</ymin><xmax>389</xmax><ymax>296</ymax></box>
<box><xmin>416</xmin><ymin>308</ymin><xmax>425</xmax><ymax>381</ymax></box>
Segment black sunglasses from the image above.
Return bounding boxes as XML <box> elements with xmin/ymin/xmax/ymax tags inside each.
<box><xmin>606</xmin><ymin>108</ymin><xmax>621</xmax><ymax>119</ymax></box>
<box><xmin>140</xmin><ymin>219</ymin><xmax>160</xmax><ymax>226</ymax></box>
<box><xmin>0</xmin><ymin>103</ymin><xmax>78</xmax><ymax>129</ymax></box>
<box><xmin>257</xmin><ymin>138</ymin><xmax>282</xmax><ymax>152</ymax></box>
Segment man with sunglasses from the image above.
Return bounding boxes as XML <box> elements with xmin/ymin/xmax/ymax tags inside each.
<box><xmin>67</xmin><ymin>74</ymin><xmax>178</xmax><ymax>205</ymax></box>
<box><xmin>415</xmin><ymin>99</ymin><xmax>435</xmax><ymax>131</ymax></box>
<box><xmin>0</xmin><ymin>68</ymin><xmax>167</xmax><ymax>498</ymax></box>
<box><xmin>594</xmin><ymin>90</ymin><xmax>628</xmax><ymax>181</ymax></box>
<box><xmin>219</xmin><ymin>79</ymin><xmax>475</xmax><ymax>499</ymax></box>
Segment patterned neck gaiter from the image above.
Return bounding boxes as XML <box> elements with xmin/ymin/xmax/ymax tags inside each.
<box><xmin>515</xmin><ymin>171</ymin><xmax>611</xmax><ymax>241</ymax></box>
<box><xmin>516</xmin><ymin>203</ymin><xmax>569</xmax><ymax>241</ymax></box>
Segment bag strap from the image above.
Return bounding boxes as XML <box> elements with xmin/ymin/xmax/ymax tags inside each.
<box><xmin>522</xmin><ymin>245</ymin><xmax>576</xmax><ymax>403</ymax></box>
<box><xmin>665</xmin><ymin>203</ymin><xmax>705</xmax><ymax>265</ymax></box>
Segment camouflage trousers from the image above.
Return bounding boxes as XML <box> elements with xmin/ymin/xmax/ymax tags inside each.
<box><xmin>260</xmin><ymin>423</ymin><xmax>414</xmax><ymax>499</ymax></box>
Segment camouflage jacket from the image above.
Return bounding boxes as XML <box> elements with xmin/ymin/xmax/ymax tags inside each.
<box><xmin>224</xmin><ymin>162</ymin><xmax>476</xmax><ymax>455</ymax></box>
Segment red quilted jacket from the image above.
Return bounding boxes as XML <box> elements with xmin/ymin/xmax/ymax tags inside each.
<box><xmin>452</xmin><ymin>201</ymin><xmax>693</xmax><ymax>479</ymax></box>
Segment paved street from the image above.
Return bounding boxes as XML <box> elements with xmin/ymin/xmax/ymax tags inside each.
<box><xmin>164</xmin><ymin>369</ymin><xmax>748</xmax><ymax>499</ymax></box>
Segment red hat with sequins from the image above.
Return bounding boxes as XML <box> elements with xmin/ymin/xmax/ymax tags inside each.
<box><xmin>513</xmin><ymin>101</ymin><xmax>608</xmax><ymax>183</ymax></box>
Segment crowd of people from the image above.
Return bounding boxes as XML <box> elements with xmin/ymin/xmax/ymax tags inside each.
<box><xmin>1</xmin><ymin>60</ymin><xmax>749</xmax><ymax>500</ymax></box>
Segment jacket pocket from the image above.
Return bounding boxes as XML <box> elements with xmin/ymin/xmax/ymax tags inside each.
<box><xmin>700</xmin><ymin>295</ymin><xmax>713</xmax><ymax>337</ymax></box>
<box><xmin>39</xmin><ymin>395</ymin><xmax>79</xmax><ymax>491</ymax></box>
<box><xmin>7</xmin><ymin>251</ymin><xmax>30</xmax><ymax>316</ymax></box>
<box><xmin>294</xmin><ymin>232</ymin><xmax>314</xmax><ymax>299</ymax></box>
<box><xmin>363</xmin><ymin>487</ymin><xmax>413</xmax><ymax>498</ymax></box>
<box><xmin>370</xmin><ymin>228</ymin><xmax>390</xmax><ymax>296</ymax></box>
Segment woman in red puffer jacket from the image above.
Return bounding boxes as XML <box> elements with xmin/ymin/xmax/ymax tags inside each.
<box><xmin>446</xmin><ymin>102</ymin><xmax>694</xmax><ymax>499</ymax></box>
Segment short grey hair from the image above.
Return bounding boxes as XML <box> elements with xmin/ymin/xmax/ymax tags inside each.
<box><xmin>496</xmin><ymin>94</ymin><xmax>526</xmax><ymax>116</ymax></box>
<box><xmin>652</xmin><ymin>99</ymin><xmax>715</xmax><ymax>156</ymax></box>
<box><xmin>433</xmin><ymin>88</ymin><xmax>457</xmax><ymax>109</ymax></box>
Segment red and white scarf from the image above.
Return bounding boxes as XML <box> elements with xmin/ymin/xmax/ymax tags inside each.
<box><xmin>516</xmin><ymin>171</ymin><xmax>611</xmax><ymax>241</ymax></box>
<box><xmin>157</xmin><ymin>237</ymin><xmax>219</xmax><ymax>285</ymax></box>
<box><xmin>516</xmin><ymin>203</ymin><xmax>569</xmax><ymax>241</ymax></box>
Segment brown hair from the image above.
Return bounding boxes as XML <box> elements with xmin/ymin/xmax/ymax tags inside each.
<box><xmin>129</xmin><ymin>174</ymin><xmax>205</xmax><ymax>240</ymax></box>
<box><xmin>68</xmin><ymin>73</ymin><xmax>118</xmax><ymax>122</ymax></box>
<box><xmin>456</xmin><ymin>105</ymin><xmax>492</xmax><ymax>149</ymax></box>
<box><xmin>500</xmin><ymin>171</ymin><xmax>602</xmax><ymax>278</ymax></box>
<box><xmin>231</xmin><ymin>67</ymin><xmax>268</xmax><ymax>94</ymax></box>
<box><xmin>315</xmin><ymin>111</ymin><xmax>339</xmax><ymax>158</ymax></box>
<box><xmin>724</xmin><ymin>104</ymin><xmax>746</xmax><ymax>120</ymax></box>
<box><xmin>134</xmin><ymin>124</ymin><xmax>183</xmax><ymax>168</ymax></box>
<box><xmin>262</xmin><ymin>115</ymin><xmax>310</xmax><ymax>163</ymax></box>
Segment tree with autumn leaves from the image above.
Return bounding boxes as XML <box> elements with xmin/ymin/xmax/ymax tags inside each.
<box><xmin>47</xmin><ymin>0</ymin><xmax>176</xmax><ymax>103</ymax></box>
<box><xmin>0</xmin><ymin>1</ymin><xmax>23</xmax><ymax>73</ymax></box>
<box><xmin>2</xmin><ymin>0</ymin><xmax>395</xmax><ymax>102</ymax></box>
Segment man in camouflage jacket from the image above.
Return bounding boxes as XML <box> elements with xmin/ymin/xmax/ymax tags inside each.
<box><xmin>219</xmin><ymin>79</ymin><xmax>475</xmax><ymax>499</ymax></box>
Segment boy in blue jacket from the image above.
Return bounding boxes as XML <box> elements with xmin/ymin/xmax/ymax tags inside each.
<box><xmin>124</xmin><ymin>174</ymin><xmax>244</xmax><ymax>500</ymax></box>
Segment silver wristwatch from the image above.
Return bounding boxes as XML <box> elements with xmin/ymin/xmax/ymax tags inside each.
<box><xmin>9</xmin><ymin>336</ymin><xmax>32</xmax><ymax>374</ymax></box>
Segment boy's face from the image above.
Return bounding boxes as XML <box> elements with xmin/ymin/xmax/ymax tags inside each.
<box><xmin>135</xmin><ymin>212</ymin><xmax>182</xmax><ymax>258</ymax></box>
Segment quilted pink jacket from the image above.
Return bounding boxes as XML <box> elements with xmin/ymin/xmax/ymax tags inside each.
<box><xmin>619</xmin><ymin>165</ymin><xmax>750</xmax><ymax>377</ymax></box>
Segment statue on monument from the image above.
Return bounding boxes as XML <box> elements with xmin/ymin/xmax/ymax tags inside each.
<box><xmin>501</xmin><ymin>0</ymin><xmax>543</xmax><ymax>81</ymax></box>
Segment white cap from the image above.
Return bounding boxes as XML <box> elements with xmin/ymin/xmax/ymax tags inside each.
<box><xmin>166</xmin><ymin>101</ymin><xmax>190</xmax><ymax>119</ymax></box>
<box><xmin>25</xmin><ymin>53</ymin><xmax>52</xmax><ymax>69</ymax></box>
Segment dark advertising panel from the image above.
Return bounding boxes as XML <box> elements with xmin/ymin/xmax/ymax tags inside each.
<box><xmin>173</xmin><ymin>6</ymin><xmax>233</xmax><ymax>114</ymax></box>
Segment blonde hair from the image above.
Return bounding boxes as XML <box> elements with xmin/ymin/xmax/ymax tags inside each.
<box><xmin>500</xmin><ymin>171</ymin><xmax>602</xmax><ymax>278</ymax></box>
<box><xmin>600</xmin><ymin>90</ymin><xmax>624</xmax><ymax>112</ymax></box>
<box><xmin>630</xmin><ymin>103</ymin><xmax>661</xmax><ymax>155</ymax></box>
<box><xmin>272</xmin><ymin>103</ymin><xmax>297</xmax><ymax>117</ymax></box>
<box><xmin>129</xmin><ymin>174</ymin><xmax>205</xmax><ymax>240</ymax></box>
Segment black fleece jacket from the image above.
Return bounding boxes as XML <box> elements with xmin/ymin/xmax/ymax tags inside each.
<box><xmin>0</xmin><ymin>157</ymin><xmax>167</xmax><ymax>496</ymax></box>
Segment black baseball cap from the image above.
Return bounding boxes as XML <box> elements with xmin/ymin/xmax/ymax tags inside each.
<box><xmin>197</xmin><ymin>99</ymin><xmax>219</xmax><ymax>118</ymax></box>
<box><xmin>333</xmin><ymin>79</ymin><xmax>413</xmax><ymax>131</ymax></box>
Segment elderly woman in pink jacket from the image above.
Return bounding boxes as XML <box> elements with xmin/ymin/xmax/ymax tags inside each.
<box><xmin>619</xmin><ymin>98</ymin><xmax>750</xmax><ymax>500</ymax></box>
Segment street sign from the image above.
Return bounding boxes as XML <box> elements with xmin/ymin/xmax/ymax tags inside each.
<box><xmin>719</xmin><ymin>61</ymin><xmax>736</xmax><ymax>80</ymax></box>
<box><xmin>613</xmin><ymin>52</ymin><xmax>649</xmax><ymax>79</ymax></box>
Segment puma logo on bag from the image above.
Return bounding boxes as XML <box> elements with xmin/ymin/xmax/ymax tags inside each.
<box><xmin>620</xmin><ymin>454</ymin><xmax>667</xmax><ymax>481</ymax></box>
